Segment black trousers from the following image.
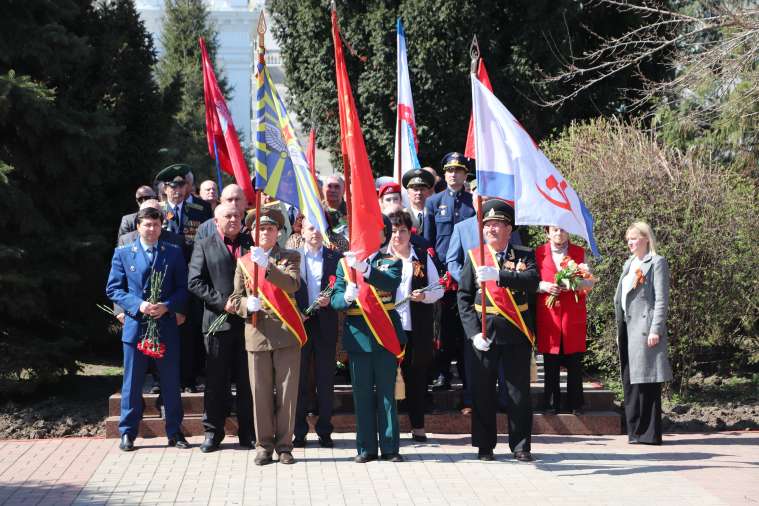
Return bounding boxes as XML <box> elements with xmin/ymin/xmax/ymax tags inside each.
<box><xmin>471</xmin><ymin>339</ymin><xmax>532</xmax><ymax>453</ymax></box>
<box><xmin>543</xmin><ymin>345</ymin><xmax>584</xmax><ymax>411</ymax></box>
<box><xmin>622</xmin><ymin>360</ymin><xmax>662</xmax><ymax>444</ymax></box>
<box><xmin>401</xmin><ymin>329</ymin><xmax>433</xmax><ymax>429</ymax></box>
<box><xmin>294</xmin><ymin>318</ymin><xmax>337</xmax><ymax>439</ymax></box>
<box><xmin>433</xmin><ymin>292</ymin><xmax>466</xmax><ymax>384</ymax></box>
<box><xmin>180</xmin><ymin>295</ymin><xmax>205</xmax><ymax>389</ymax></box>
<box><xmin>202</xmin><ymin>329</ymin><xmax>254</xmax><ymax>443</ymax></box>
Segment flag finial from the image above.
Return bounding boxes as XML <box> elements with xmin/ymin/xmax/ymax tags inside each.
<box><xmin>257</xmin><ymin>11</ymin><xmax>267</xmax><ymax>49</ymax></box>
<box><xmin>470</xmin><ymin>35</ymin><xmax>480</xmax><ymax>75</ymax></box>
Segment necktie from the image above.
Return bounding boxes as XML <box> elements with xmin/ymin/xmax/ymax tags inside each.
<box><xmin>146</xmin><ymin>246</ymin><xmax>155</xmax><ymax>264</ymax></box>
<box><xmin>417</xmin><ymin>212</ymin><xmax>423</xmax><ymax>232</ymax></box>
<box><xmin>497</xmin><ymin>251</ymin><xmax>506</xmax><ymax>269</ymax></box>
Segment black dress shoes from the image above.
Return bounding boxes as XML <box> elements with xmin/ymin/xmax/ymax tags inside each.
<box><xmin>354</xmin><ymin>453</ymin><xmax>378</xmax><ymax>463</ymax></box>
<box><xmin>381</xmin><ymin>453</ymin><xmax>404</xmax><ymax>462</ymax></box>
<box><xmin>411</xmin><ymin>433</ymin><xmax>428</xmax><ymax>443</ymax></box>
<box><xmin>318</xmin><ymin>435</ymin><xmax>334</xmax><ymax>448</ymax></box>
<box><xmin>254</xmin><ymin>450</ymin><xmax>273</xmax><ymax>466</ymax></box>
<box><xmin>514</xmin><ymin>451</ymin><xmax>534</xmax><ymax>462</ymax></box>
<box><xmin>119</xmin><ymin>434</ymin><xmax>134</xmax><ymax>452</ymax></box>
<box><xmin>200</xmin><ymin>436</ymin><xmax>220</xmax><ymax>453</ymax></box>
<box><xmin>477</xmin><ymin>450</ymin><xmax>494</xmax><ymax>461</ymax></box>
<box><xmin>278</xmin><ymin>452</ymin><xmax>295</xmax><ymax>465</ymax></box>
<box><xmin>168</xmin><ymin>433</ymin><xmax>190</xmax><ymax>449</ymax></box>
<box><xmin>292</xmin><ymin>437</ymin><xmax>306</xmax><ymax>448</ymax></box>
<box><xmin>431</xmin><ymin>376</ymin><xmax>451</xmax><ymax>391</ymax></box>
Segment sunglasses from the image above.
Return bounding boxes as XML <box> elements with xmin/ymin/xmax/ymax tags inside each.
<box><xmin>136</xmin><ymin>195</ymin><xmax>154</xmax><ymax>203</ymax></box>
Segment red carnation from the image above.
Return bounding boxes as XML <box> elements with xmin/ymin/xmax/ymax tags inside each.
<box><xmin>427</xmin><ymin>247</ymin><xmax>436</xmax><ymax>258</ymax></box>
<box><xmin>328</xmin><ymin>275</ymin><xmax>337</xmax><ymax>288</ymax></box>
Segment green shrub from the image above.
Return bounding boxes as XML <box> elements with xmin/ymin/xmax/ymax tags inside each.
<box><xmin>542</xmin><ymin>118</ymin><xmax>759</xmax><ymax>392</ymax></box>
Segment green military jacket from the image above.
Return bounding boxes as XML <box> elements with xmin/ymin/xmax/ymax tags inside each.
<box><xmin>331</xmin><ymin>252</ymin><xmax>407</xmax><ymax>354</ymax></box>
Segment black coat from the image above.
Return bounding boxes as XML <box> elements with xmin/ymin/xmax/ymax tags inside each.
<box><xmin>294</xmin><ymin>246</ymin><xmax>342</xmax><ymax>341</ymax></box>
<box><xmin>187</xmin><ymin>232</ymin><xmax>253</xmax><ymax>333</ymax></box>
<box><xmin>117</xmin><ymin>212</ymin><xmax>138</xmax><ymax>242</ymax></box>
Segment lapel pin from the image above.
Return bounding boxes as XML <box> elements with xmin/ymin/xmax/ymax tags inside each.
<box><xmin>130</xmin><ymin>265</ymin><xmax>136</xmax><ymax>272</ymax></box>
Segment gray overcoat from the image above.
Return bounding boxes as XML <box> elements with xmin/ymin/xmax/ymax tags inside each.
<box><xmin>614</xmin><ymin>253</ymin><xmax>673</xmax><ymax>384</ymax></box>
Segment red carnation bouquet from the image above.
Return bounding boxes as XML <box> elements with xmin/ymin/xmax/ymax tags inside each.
<box><xmin>304</xmin><ymin>275</ymin><xmax>338</xmax><ymax>316</ymax></box>
<box><xmin>137</xmin><ymin>267</ymin><xmax>167</xmax><ymax>358</ymax></box>
<box><xmin>545</xmin><ymin>256</ymin><xmax>595</xmax><ymax>309</ymax></box>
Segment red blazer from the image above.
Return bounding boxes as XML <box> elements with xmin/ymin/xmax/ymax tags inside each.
<box><xmin>535</xmin><ymin>243</ymin><xmax>588</xmax><ymax>355</ymax></box>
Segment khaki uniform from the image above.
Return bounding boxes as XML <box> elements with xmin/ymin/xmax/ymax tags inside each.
<box><xmin>229</xmin><ymin>244</ymin><xmax>302</xmax><ymax>454</ymax></box>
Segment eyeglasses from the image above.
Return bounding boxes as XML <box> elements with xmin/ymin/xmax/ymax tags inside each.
<box><xmin>136</xmin><ymin>195</ymin><xmax>153</xmax><ymax>203</ymax></box>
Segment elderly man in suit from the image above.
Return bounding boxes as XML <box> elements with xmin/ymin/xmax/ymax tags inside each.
<box><xmin>188</xmin><ymin>203</ymin><xmax>255</xmax><ymax>452</ymax></box>
<box><xmin>117</xmin><ymin>185</ymin><xmax>157</xmax><ymax>241</ymax></box>
<box><xmin>292</xmin><ymin>217</ymin><xmax>342</xmax><ymax>448</ymax></box>
<box><xmin>228</xmin><ymin>207</ymin><xmax>302</xmax><ymax>466</ymax></box>
<box><xmin>106</xmin><ymin>207</ymin><xmax>189</xmax><ymax>451</ymax></box>
<box><xmin>195</xmin><ymin>184</ymin><xmax>248</xmax><ymax>242</ymax></box>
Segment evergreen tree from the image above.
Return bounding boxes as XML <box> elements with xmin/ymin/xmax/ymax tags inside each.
<box><xmin>268</xmin><ymin>0</ymin><xmax>662</xmax><ymax>175</ymax></box>
<box><xmin>155</xmin><ymin>0</ymin><xmax>229</xmax><ymax>180</ymax></box>
<box><xmin>0</xmin><ymin>0</ymin><xmax>170</xmax><ymax>392</ymax></box>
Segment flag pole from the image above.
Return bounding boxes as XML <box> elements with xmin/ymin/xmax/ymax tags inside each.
<box><xmin>251</xmin><ymin>11</ymin><xmax>267</xmax><ymax>328</ymax></box>
<box><xmin>470</xmin><ymin>35</ymin><xmax>487</xmax><ymax>341</ymax></box>
<box><xmin>212</xmin><ymin>138</ymin><xmax>224</xmax><ymax>191</ymax></box>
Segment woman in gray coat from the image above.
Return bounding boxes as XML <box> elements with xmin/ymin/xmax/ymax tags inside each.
<box><xmin>614</xmin><ymin>222</ymin><xmax>672</xmax><ymax>445</ymax></box>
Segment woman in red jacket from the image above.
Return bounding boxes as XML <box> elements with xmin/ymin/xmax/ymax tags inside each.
<box><xmin>535</xmin><ymin>227</ymin><xmax>594</xmax><ymax>415</ymax></box>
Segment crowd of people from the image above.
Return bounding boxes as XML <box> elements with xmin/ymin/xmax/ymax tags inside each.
<box><xmin>106</xmin><ymin>153</ymin><xmax>672</xmax><ymax>465</ymax></box>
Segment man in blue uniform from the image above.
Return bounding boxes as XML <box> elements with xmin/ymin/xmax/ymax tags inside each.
<box><xmin>106</xmin><ymin>207</ymin><xmax>189</xmax><ymax>451</ymax></box>
<box><xmin>423</xmin><ymin>152</ymin><xmax>475</xmax><ymax>393</ymax></box>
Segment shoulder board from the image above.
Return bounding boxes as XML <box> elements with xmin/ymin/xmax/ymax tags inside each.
<box><xmin>186</xmin><ymin>202</ymin><xmax>204</xmax><ymax>211</ymax></box>
<box><xmin>161</xmin><ymin>241</ymin><xmax>180</xmax><ymax>249</ymax></box>
<box><xmin>116</xmin><ymin>244</ymin><xmax>131</xmax><ymax>250</ymax></box>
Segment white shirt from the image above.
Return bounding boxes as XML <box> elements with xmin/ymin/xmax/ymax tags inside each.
<box><xmin>139</xmin><ymin>239</ymin><xmax>157</xmax><ymax>257</ymax></box>
<box><xmin>389</xmin><ymin>246</ymin><xmax>444</xmax><ymax>331</ymax></box>
<box><xmin>168</xmin><ymin>201</ymin><xmax>183</xmax><ymax>222</ymax></box>
<box><xmin>622</xmin><ymin>256</ymin><xmax>644</xmax><ymax>315</ymax></box>
<box><xmin>300</xmin><ymin>246</ymin><xmax>324</xmax><ymax>306</ymax></box>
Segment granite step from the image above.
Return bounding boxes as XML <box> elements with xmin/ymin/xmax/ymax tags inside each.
<box><xmin>104</xmin><ymin>410</ymin><xmax>622</xmax><ymax>438</ymax></box>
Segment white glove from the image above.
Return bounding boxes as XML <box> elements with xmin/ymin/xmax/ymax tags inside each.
<box><xmin>344</xmin><ymin>282</ymin><xmax>359</xmax><ymax>304</ymax></box>
<box><xmin>472</xmin><ymin>332</ymin><xmax>492</xmax><ymax>352</ymax></box>
<box><xmin>344</xmin><ymin>251</ymin><xmax>369</xmax><ymax>274</ymax></box>
<box><xmin>250</xmin><ymin>247</ymin><xmax>269</xmax><ymax>269</ymax></box>
<box><xmin>476</xmin><ymin>265</ymin><xmax>499</xmax><ymax>284</ymax></box>
<box><xmin>246</xmin><ymin>296</ymin><xmax>262</xmax><ymax>313</ymax></box>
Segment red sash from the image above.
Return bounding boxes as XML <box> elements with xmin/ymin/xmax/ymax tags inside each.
<box><xmin>468</xmin><ymin>245</ymin><xmax>534</xmax><ymax>345</ymax></box>
<box><xmin>238</xmin><ymin>254</ymin><xmax>308</xmax><ymax>347</ymax></box>
<box><xmin>341</xmin><ymin>258</ymin><xmax>404</xmax><ymax>361</ymax></box>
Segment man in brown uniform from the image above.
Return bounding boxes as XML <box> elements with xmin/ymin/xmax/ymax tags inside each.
<box><xmin>228</xmin><ymin>207</ymin><xmax>303</xmax><ymax>465</ymax></box>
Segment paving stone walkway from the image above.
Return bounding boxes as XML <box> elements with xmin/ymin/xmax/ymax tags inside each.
<box><xmin>0</xmin><ymin>432</ymin><xmax>756</xmax><ymax>505</ymax></box>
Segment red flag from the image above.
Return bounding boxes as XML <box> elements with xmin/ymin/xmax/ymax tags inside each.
<box><xmin>331</xmin><ymin>9</ymin><xmax>383</xmax><ymax>260</ymax></box>
<box><xmin>464</xmin><ymin>59</ymin><xmax>493</xmax><ymax>159</ymax></box>
<box><xmin>306</xmin><ymin>127</ymin><xmax>316</xmax><ymax>179</ymax></box>
<box><xmin>199</xmin><ymin>37</ymin><xmax>256</xmax><ymax>205</ymax></box>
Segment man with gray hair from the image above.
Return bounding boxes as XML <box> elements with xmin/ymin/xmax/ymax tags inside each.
<box><xmin>195</xmin><ymin>184</ymin><xmax>248</xmax><ymax>242</ymax></box>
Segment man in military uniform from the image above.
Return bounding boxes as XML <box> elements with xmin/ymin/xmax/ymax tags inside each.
<box><xmin>457</xmin><ymin>200</ymin><xmax>538</xmax><ymax>462</ymax></box>
<box><xmin>156</xmin><ymin>164</ymin><xmax>212</xmax><ymax>253</ymax></box>
<box><xmin>377</xmin><ymin>182</ymin><xmax>402</xmax><ymax>214</ymax></box>
<box><xmin>402</xmin><ymin>168</ymin><xmax>434</xmax><ymax>236</ymax></box>
<box><xmin>228</xmin><ymin>207</ymin><xmax>303</xmax><ymax>466</ymax></box>
<box><xmin>423</xmin><ymin>152</ymin><xmax>475</xmax><ymax>392</ymax></box>
<box><xmin>156</xmin><ymin>163</ymin><xmax>213</xmax><ymax>392</ymax></box>
<box><xmin>330</xmin><ymin>216</ymin><xmax>406</xmax><ymax>463</ymax></box>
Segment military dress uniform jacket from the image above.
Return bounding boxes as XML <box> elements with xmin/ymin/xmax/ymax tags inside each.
<box><xmin>330</xmin><ymin>253</ymin><xmax>407</xmax><ymax>353</ymax></box>
<box><xmin>162</xmin><ymin>200</ymin><xmax>211</xmax><ymax>255</ymax></box>
<box><xmin>422</xmin><ymin>188</ymin><xmax>475</xmax><ymax>260</ymax></box>
<box><xmin>457</xmin><ymin>244</ymin><xmax>539</xmax><ymax>345</ymax></box>
<box><xmin>229</xmin><ymin>244</ymin><xmax>302</xmax><ymax>352</ymax></box>
<box><xmin>105</xmin><ymin>240</ymin><xmax>188</xmax><ymax>344</ymax></box>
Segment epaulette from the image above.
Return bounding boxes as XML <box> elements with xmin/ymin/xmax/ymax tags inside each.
<box><xmin>186</xmin><ymin>201</ymin><xmax>204</xmax><ymax>211</ymax></box>
<box><xmin>116</xmin><ymin>244</ymin><xmax>131</xmax><ymax>250</ymax></box>
<box><xmin>161</xmin><ymin>241</ymin><xmax>180</xmax><ymax>249</ymax></box>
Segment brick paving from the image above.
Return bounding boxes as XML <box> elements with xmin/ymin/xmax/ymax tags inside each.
<box><xmin>0</xmin><ymin>432</ymin><xmax>756</xmax><ymax>505</ymax></box>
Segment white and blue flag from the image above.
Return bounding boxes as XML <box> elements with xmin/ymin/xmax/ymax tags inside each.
<box><xmin>471</xmin><ymin>76</ymin><xmax>600</xmax><ymax>255</ymax></box>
